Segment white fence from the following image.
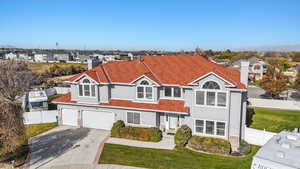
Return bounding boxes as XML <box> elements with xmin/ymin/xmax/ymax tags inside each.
<box><xmin>248</xmin><ymin>98</ymin><xmax>300</xmax><ymax>111</ymax></box>
<box><xmin>245</xmin><ymin>127</ymin><xmax>277</xmax><ymax>146</ymax></box>
<box><xmin>23</xmin><ymin>110</ymin><xmax>59</xmax><ymax>125</ymax></box>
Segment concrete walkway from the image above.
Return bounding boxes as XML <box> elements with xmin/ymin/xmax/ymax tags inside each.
<box><xmin>106</xmin><ymin>134</ymin><xmax>175</xmax><ymax>150</ymax></box>
<box><xmin>28</xmin><ymin>126</ymin><xmax>109</xmax><ymax>169</ymax></box>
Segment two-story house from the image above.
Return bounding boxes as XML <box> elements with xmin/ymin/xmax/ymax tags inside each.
<box><xmin>53</xmin><ymin>55</ymin><xmax>249</xmax><ymax>150</ymax></box>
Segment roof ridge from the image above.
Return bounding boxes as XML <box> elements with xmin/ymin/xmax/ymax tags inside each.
<box><xmin>141</xmin><ymin>59</ymin><xmax>162</xmax><ymax>84</ymax></box>
<box><xmin>101</xmin><ymin>65</ymin><xmax>112</xmax><ymax>83</ymax></box>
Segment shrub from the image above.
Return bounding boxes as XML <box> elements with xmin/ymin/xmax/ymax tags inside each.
<box><xmin>174</xmin><ymin>125</ymin><xmax>192</xmax><ymax>147</ymax></box>
<box><xmin>187</xmin><ymin>136</ymin><xmax>231</xmax><ymax>155</ymax></box>
<box><xmin>237</xmin><ymin>140</ymin><xmax>251</xmax><ymax>155</ymax></box>
<box><xmin>111</xmin><ymin>120</ymin><xmax>125</xmax><ymax>137</ymax></box>
<box><xmin>149</xmin><ymin>127</ymin><xmax>162</xmax><ymax>142</ymax></box>
<box><xmin>110</xmin><ymin>123</ymin><xmax>163</xmax><ymax>142</ymax></box>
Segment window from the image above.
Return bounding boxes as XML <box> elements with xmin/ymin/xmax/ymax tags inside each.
<box><xmin>164</xmin><ymin>87</ymin><xmax>172</xmax><ymax>97</ymax></box>
<box><xmin>127</xmin><ymin>112</ymin><xmax>140</xmax><ymax>124</ymax></box>
<box><xmin>164</xmin><ymin>87</ymin><xmax>182</xmax><ymax>98</ymax></box>
<box><xmin>91</xmin><ymin>85</ymin><xmax>96</xmax><ymax>97</ymax></box>
<box><xmin>136</xmin><ymin>80</ymin><xmax>153</xmax><ymax>100</ymax></box>
<box><xmin>79</xmin><ymin>85</ymin><xmax>83</xmax><ymax>96</ymax></box>
<box><xmin>216</xmin><ymin>122</ymin><xmax>225</xmax><ymax>136</ymax></box>
<box><xmin>195</xmin><ymin>81</ymin><xmax>227</xmax><ymax>107</ymax></box>
<box><xmin>196</xmin><ymin>91</ymin><xmax>205</xmax><ymax>105</ymax></box>
<box><xmin>174</xmin><ymin>87</ymin><xmax>181</xmax><ymax>97</ymax></box>
<box><xmin>217</xmin><ymin>92</ymin><xmax>226</xmax><ymax>107</ymax></box>
<box><xmin>195</xmin><ymin>120</ymin><xmax>204</xmax><ymax>133</ymax></box>
<box><xmin>206</xmin><ymin>92</ymin><xmax>215</xmax><ymax>106</ymax></box>
<box><xmin>206</xmin><ymin>121</ymin><xmax>214</xmax><ymax>135</ymax></box>
<box><xmin>202</xmin><ymin>81</ymin><xmax>220</xmax><ymax>89</ymax></box>
<box><xmin>78</xmin><ymin>78</ymin><xmax>96</xmax><ymax>97</ymax></box>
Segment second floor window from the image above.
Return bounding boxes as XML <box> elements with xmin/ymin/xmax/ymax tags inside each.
<box><xmin>164</xmin><ymin>87</ymin><xmax>182</xmax><ymax>98</ymax></box>
<box><xmin>79</xmin><ymin>78</ymin><xmax>96</xmax><ymax>97</ymax></box>
<box><xmin>137</xmin><ymin>80</ymin><xmax>153</xmax><ymax>100</ymax></box>
<box><xmin>195</xmin><ymin>81</ymin><xmax>227</xmax><ymax>107</ymax></box>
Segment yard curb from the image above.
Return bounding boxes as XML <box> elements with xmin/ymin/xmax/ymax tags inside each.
<box><xmin>94</xmin><ymin>133</ymin><xmax>110</xmax><ymax>164</ymax></box>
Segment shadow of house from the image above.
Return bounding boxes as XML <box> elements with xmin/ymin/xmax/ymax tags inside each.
<box><xmin>29</xmin><ymin>127</ymin><xmax>90</xmax><ymax>167</ymax></box>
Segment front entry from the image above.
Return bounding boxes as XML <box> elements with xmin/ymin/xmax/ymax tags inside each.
<box><xmin>166</xmin><ymin>113</ymin><xmax>180</xmax><ymax>130</ymax></box>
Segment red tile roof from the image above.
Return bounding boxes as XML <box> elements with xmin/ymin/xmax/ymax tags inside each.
<box><xmin>66</xmin><ymin>55</ymin><xmax>245</xmax><ymax>89</ymax></box>
<box><xmin>52</xmin><ymin>93</ymin><xmax>189</xmax><ymax>113</ymax></box>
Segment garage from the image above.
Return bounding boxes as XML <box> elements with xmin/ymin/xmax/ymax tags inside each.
<box><xmin>61</xmin><ymin>109</ymin><xmax>78</xmax><ymax>126</ymax></box>
<box><xmin>82</xmin><ymin>110</ymin><xmax>115</xmax><ymax>130</ymax></box>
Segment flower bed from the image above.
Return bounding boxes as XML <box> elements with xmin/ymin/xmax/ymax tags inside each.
<box><xmin>111</xmin><ymin>120</ymin><xmax>162</xmax><ymax>142</ymax></box>
<box><xmin>187</xmin><ymin>136</ymin><xmax>231</xmax><ymax>155</ymax></box>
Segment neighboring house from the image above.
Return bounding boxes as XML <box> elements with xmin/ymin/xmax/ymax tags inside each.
<box><xmin>53</xmin><ymin>52</ymin><xmax>71</xmax><ymax>61</ymax></box>
<box><xmin>4</xmin><ymin>52</ymin><xmax>18</xmax><ymax>60</ymax></box>
<box><xmin>251</xmin><ymin>131</ymin><xmax>300</xmax><ymax>169</ymax></box>
<box><xmin>283</xmin><ymin>64</ymin><xmax>300</xmax><ymax>82</ymax></box>
<box><xmin>53</xmin><ymin>55</ymin><xmax>248</xmax><ymax>151</ymax></box>
<box><xmin>232</xmin><ymin>57</ymin><xmax>268</xmax><ymax>81</ymax></box>
<box><xmin>34</xmin><ymin>52</ymin><xmax>53</xmax><ymax>62</ymax></box>
<box><xmin>26</xmin><ymin>90</ymin><xmax>48</xmax><ymax>112</ymax></box>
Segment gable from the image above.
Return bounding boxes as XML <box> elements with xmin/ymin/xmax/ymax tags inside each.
<box><xmin>188</xmin><ymin>72</ymin><xmax>235</xmax><ymax>89</ymax></box>
<box><xmin>130</xmin><ymin>75</ymin><xmax>159</xmax><ymax>86</ymax></box>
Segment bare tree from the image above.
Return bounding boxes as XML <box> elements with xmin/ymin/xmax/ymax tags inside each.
<box><xmin>0</xmin><ymin>60</ymin><xmax>36</xmax><ymax>102</ymax></box>
<box><xmin>0</xmin><ymin>60</ymin><xmax>36</xmax><ymax>155</ymax></box>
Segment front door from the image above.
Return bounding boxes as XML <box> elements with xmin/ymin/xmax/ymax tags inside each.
<box><xmin>169</xmin><ymin>114</ymin><xmax>179</xmax><ymax>129</ymax></box>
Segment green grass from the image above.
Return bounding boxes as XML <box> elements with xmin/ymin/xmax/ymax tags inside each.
<box><xmin>25</xmin><ymin>122</ymin><xmax>58</xmax><ymax>138</ymax></box>
<box><xmin>100</xmin><ymin>143</ymin><xmax>260</xmax><ymax>169</ymax></box>
<box><xmin>249</xmin><ymin>107</ymin><xmax>300</xmax><ymax>132</ymax></box>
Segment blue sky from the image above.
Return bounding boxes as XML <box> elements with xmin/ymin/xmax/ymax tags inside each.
<box><xmin>1</xmin><ymin>0</ymin><xmax>300</xmax><ymax>51</ymax></box>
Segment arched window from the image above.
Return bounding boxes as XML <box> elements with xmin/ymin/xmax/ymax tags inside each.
<box><xmin>202</xmin><ymin>81</ymin><xmax>220</xmax><ymax>89</ymax></box>
<box><xmin>83</xmin><ymin>79</ymin><xmax>90</xmax><ymax>83</ymax></box>
<box><xmin>79</xmin><ymin>78</ymin><xmax>96</xmax><ymax>97</ymax></box>
<box><xmin>137</xmin><ymin>80</ymin><xmax>153</xmax><ymax>100</ymax></box>
<box><xmin>195</xmin><ymin>80</ymin><xmax>226</xmax><ymax>107</ymax></box>
<box><xmin>140</xmin><ymin>80</ymin><xmax>149</xmax><ymax>85</ymax></box>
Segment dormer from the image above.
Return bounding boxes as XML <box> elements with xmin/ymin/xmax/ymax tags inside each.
<box><xmin>131</xmin><ymin>75</ymin><xmax>159</xmax><ymax>103</ymax></box>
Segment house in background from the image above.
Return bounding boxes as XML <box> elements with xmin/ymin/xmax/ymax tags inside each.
<box><xmin>53</xmin><ymin>55</ymin><xmax>248</xmax><ymax>151</ymax></box>
<box><xmin>232</xmin><ymin>57</ymin><xmax>268</xmax><ymax>81</ymax></box>
<box><xmin>53</xmin><ymin>52</ymin><xmax>71</xmax><ymax>62</ymax></box>
<box><xmin>26</xmin><ymin>90</ymin><xmax>48</xmax><ymax>112</ymax></box>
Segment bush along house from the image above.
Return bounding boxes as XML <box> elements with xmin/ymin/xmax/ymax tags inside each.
<box><xmin>52</xmin><ymin>55</ymin><xmax>249</xmax><ymax>151</ymax></box>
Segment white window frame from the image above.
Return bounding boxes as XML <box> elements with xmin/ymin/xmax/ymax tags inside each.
<box><xmin>136</xmin><ymin>80</ymin><xmax>154</xmax><ymax>101</ymax></box>
<box><xmin>163</xmin><ymin>86</ymin><xmax>183</xmax><ymax>100</ymax></box>
<box><xmin>194</xmin><ymin>80</ymin><xmax>228</xmax><ymax>108</ymax></box>
<box><xmin>194</xmin><ymin>119</ymin><xmax>227</xmax><ymax>138</ymax></box>
<box><xmin>78</xmin><ymin>78</ymin><xmax>97</xmax><ymax>98</ymax></box>
<box><xmin>126</xmin><ymin>112</ymin><xmax>141</xmax><ymax>125</ymax></box>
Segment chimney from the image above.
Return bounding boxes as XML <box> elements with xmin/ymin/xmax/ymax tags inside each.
<box><xmin>240</xmin><ymin>60</ymin><xmax>249</xmax><ymax>87</ymax></box>
<box><xmin>87</xmin><ymin>58</ymin><xmax>100</xmax><ymax>70</ymax></box>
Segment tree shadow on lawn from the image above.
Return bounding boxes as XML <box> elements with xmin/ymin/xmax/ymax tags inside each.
<box><xmin>29</xmin><ymin>127</ymin><xmax>90</xmax><ymax>167</ymax></box>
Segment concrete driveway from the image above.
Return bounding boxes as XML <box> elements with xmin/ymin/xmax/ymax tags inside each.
<box><xmin>28</xmin><ymin>126</ymin><xmax>109</xmax><ymax>169</ymax></box>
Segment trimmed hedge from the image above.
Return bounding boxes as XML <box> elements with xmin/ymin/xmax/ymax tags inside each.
<box><xmin>111</xmin><ymin>120</ymin><xmax>125</xmax><ymax>137</ymax></box>
<box><xmin>174</xmin><ymin>125</ymin><xmax>192</xmax><ymax>147</ymax></box>
<box><xmin>187</xmin><ymin>136</ymin><xmax>231</xmax><ymax>155</ymax></box>
<box><xmin>111</xmin><ymin>121</ymin><xmax>162</xmax><ymax>142</ymax></box>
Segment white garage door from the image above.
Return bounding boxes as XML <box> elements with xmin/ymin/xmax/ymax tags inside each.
<box><xmin>82</xmin><ymin>110</ymin><xmax>114</xmax><ymax>130</ymax></box>
<box><xmin>61</xmin><ymin>109</ymin><xmax>78</xmax><ymax>126</ymax></box>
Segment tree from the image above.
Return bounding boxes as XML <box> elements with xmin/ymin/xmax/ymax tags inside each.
<box><xmin>294</xmin><ymin>69</ymin><xmax>300</xmax><ymax>91</ymax></box>
<box><xmin>0</xmin><ymin>60</ymin><xmax>36</xmax><ymax>155</ymax></box>
<box><xmin>260</xmin><ymin>66</ymin><xmax>288</xmax><ymax>98</ymax></box>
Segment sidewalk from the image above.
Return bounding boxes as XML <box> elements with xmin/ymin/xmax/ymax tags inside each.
<box><xmin>38</xmin><ymin>164</ymin><xmax>146</xmax><ymax>169</ymax></box>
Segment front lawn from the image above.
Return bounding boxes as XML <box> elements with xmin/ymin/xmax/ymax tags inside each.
<box><xmin>25</xmin><ymin>122</ymin><xmax>58</xmax><ymax>138</ymax></box>
<box><xmin>100</xmin><ymin>143</ymin><xmax>260</xmax><ymax>169</ymax></box>
<box><xmin>248</xmin><ymin>107</ymin><xmax>300</xmax><ymax>132</ymax></box>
